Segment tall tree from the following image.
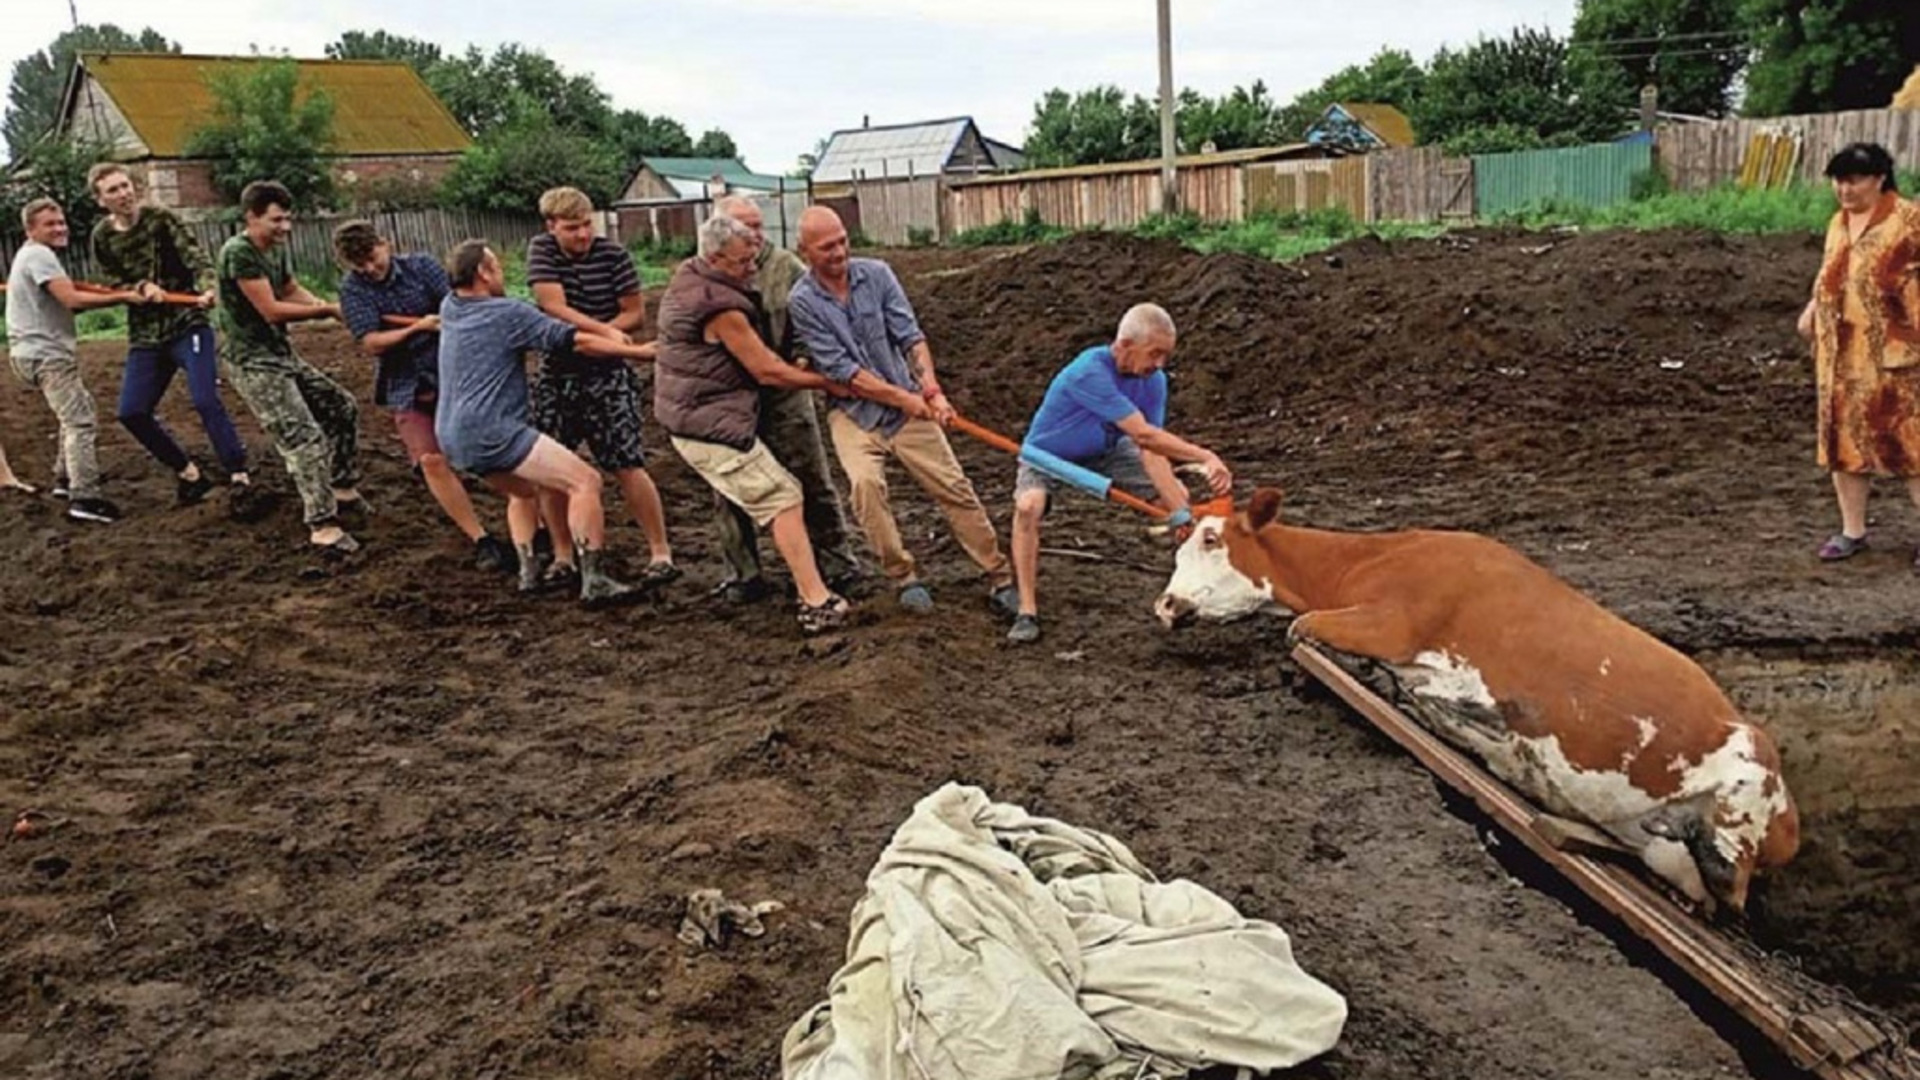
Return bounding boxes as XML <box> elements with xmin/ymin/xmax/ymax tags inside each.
<box><xmin>0</xmin><ymin>136</ymin><xmax>116</xmax><ymax>246</ymax></box>
<box><xmin>1176</xmin><ymin>81</ymin><xmax>1288</xmax><ymax>152</ymax></box>
<box><xmin>600</xmin><ymin>109</ymin><xmax>693</xmax><ymax>179</ymax></box>
<box><xmin>1572</xmin><ymin>0</ymin><xmax>1746</xmax><ymax>117</ymax></box>
<box><xmin>442</xmin><ymin>101</ymin><xmax>622</xmax><ymax>212</ymax></box>
<box><xmin>1023</xmin><ymin>85</ymin><xmax>1169</xmax><ymax>168</ymax></box>
<box><xmin>1740</xmin><ymin>0</ymin><xmax>1920</xmax><ymax>115</ymax></box>
<box><xmin>1276</xmin><ymin>49</ymin><xmax>1427</xmax><ymax>143</ymax></box>
<box><xmin>1413</xmin><ymin>27</ymin><xmax>1633</xmax><ymax>153</ymax></box>
<box><xmin>4</xmin><ymin>24</ymin><xmax>179</xmax><ymax>162</ymax></box>
<box><xmin>324</xmin><ymin>30</ymin><xmax>443</xmax><ymax>75</ymax></box>
<box><xmin>184</xmin><ymin>59</ymin><xmax>337</xmax><ymax>208</ymax></box>
<box><xmin>424</xmin><ymin>44</ymin><xmax>610</xmax><ymax>138</ymax></box>
<box><xmin>692</xmin><ymin>129</ymin><xmax>740</xmax><ymax>160</ymax></box>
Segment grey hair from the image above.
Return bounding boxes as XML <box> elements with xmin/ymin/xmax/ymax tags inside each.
<box><xmin>698</xmin><ymin>212</ymin><xmax>757</xmax><ymax>258</ymax></box>
<box><xmin>712</xmin><ymin>194</ymin><xmax>756</xmax><ymax>219</ymax></box>
<box><xmin>1117</xmin><ymin>302</ymin><xmax>1175</xmax><ymax>342</ymax></box>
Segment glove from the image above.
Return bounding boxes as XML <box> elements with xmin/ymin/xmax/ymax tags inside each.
<box><xmin>1164</xmin><ymin>506</ymin><xmax>1193</xmax><ymax>529</ymax></box>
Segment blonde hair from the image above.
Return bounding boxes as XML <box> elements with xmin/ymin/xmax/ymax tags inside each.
<box><xmin>87</xmin><ymin>161</ymin><xmax>132</xmax><ymax>192</ymax></box>
<box><xmin>538</xmin><ymin>186</ymin><xmax>594</xmax><ymax>221</ymax></box>
<box><xmin>20</xmin><ymin>197</ymin><xmax>61</xmax><ymax>230</ymax></box>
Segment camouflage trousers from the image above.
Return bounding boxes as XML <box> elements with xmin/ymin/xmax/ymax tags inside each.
<box><xmin>9</xmin><ymin>352</ymin><xmax>100</xmax><ymax>500</ymax></box>
<box><xmin>223</xmin><ymin>351</ymin><xmax>359</xmax><ymax>525</ymax></box>
<box><xmin>713</xmin><ymin>387</ymin><xmax>862</xmax><ymax>583</ymax></box>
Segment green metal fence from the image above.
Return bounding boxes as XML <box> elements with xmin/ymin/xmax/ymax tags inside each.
<box><xmin>1473</xmin><ymin>141</ymin><xmax>1654</xmax><ymax>218</ymax></box>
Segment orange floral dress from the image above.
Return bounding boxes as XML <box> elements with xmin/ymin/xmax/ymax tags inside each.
<box><xmin>1813</xmin><ymin>192</ymin><xmax>1920</xmax><ymax>476</ymax></box>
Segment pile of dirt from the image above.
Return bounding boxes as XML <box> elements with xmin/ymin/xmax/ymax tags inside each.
<box><xmin>5</xmin><ymin>225</ymin><xmax>1917</xmax><ymax>1080</ymax></box>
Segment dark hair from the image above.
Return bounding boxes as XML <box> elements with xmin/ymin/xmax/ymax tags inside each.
<box><xmin>447</xmin><ymin>239</ymin><xmax>493</xmax><ymax>289</ymax></box>
<box><xmin>1824</xmin><ymin>143</ymin><xmax>1899</xmax><ymax>193</ymax></box>
<box><xmin>332</xmin><ymin>220</ymin><xmax>383</xmax><ymax>264</ymax></box>
<box><xmin>239</xmin><ymin>180</ymin><xmax>295</xmax><ymax>217</ymax></box>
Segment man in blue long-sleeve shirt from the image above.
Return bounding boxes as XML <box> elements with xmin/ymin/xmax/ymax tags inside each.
<box><xmin>789</xmin><ymin>206</ymin><xmax>1016</xmax><ymax>618</ymax></box>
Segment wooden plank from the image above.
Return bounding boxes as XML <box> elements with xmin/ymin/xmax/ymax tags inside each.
<box><xmin>1290</xmin><ymin>644</ymin><xmax>1919</xmax><ymax>1080</ymax></box>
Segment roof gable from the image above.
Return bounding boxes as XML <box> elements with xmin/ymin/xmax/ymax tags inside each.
<box><xmin>74</xmin><ymin>53</ymin><xmax>472</xmax><ymax>158</ymax></box>
<box><xmin>1896</xmin><ymin>66</ymin><xmax>1920</xmax><ymax>109</ymax></box>
<box><xmin>810</xmin><ymin>117</ymin><xmax>975</xmax><ymax>183</ymax></box>
<box><xmin>641</xmin><ymin>157</ymin><xmax>774</xmax><ymax>185</ymax></box>
<box><xmin>1326</xmin><ymin>102</ymin><xmax>1415</xmax><ymax>149</ymax></box>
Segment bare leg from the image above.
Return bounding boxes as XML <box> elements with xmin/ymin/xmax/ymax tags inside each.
<box><xmin>0</xmin><ymin>445</ymin><xmax>34</xmax><ymax>493</ymax></box>
<box><xmin>767</xmin><ymin>505</ymin><xmax>830</xmax><ymax>607</ymax></box>
<box><xmin>1833</xmin><ymin>471</ymin><xmax>1870</xmax><ymax>538</ymax></box>
<box><xmin>512</xmin><ymin>439</ymin><xmax>607</xmax><ymax>548</ymax></box>
<box><xmin>1011</xmin><ymin>488</ymin><xmax>1046</xmax><ymax>617</ymax></box>
<box><xmin>421</xmin><ymin>452</ymin><xmax>486</xmax><ymax>542</ymax></box>
<box><xmin>615</xmin><ymin>467</ymin><xmax>672</xmax><ymax>564</ymax></box>
<box><xmin>541</xmin><ymin>490</ymin><xmax>576</xmax><ymax>566</ymax></box>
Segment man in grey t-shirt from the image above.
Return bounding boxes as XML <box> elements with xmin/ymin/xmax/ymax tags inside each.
<box><xmin>5</xmin><ymin>197</ymin><xmax>145</xmax><ymax>523</ymax></box>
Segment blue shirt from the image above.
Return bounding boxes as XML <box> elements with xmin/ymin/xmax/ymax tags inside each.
<box><xmin>340</xmin><ymin>252</ymin><xmax>451</xmax><ymax>410</ymax></box>
<box><xmin>434</xmin><ymin>293</ymin><xmax>577</xmax><ymax>475</ymax></box>
<box><xmin>788</xmin><ymin>258</ymin><xmax>928</xmax><ymax>436</ymax></box>
<box><xmin>1023</xmin><ymin>346</ymin><xmax>1168</xmax><ymax>462</ymax></box>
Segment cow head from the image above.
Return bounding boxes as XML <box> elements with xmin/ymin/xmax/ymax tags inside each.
<box><xmin>1646</xmin><ymin>723</ymin><xmax>1801</xmax><ymax>917</ymax></box>
<box><xmin>1155</xmin><ymin>487</ymin><xmax>1288</xmax><ymax>628</ymax></box>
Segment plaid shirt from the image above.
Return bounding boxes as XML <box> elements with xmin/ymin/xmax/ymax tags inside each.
<box><xmin>788</xmin><ymin>258</ymin><xmax>929</xmax><ymax>437</ymax></box>
<box><xmin>340</xmin><ymin>252</ymin><xmax>450</xmax><ymax>410</ymax></box>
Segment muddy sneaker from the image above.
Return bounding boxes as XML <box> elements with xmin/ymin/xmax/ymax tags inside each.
<box><xmin>542</xmin><ymin>560</ymin><xmax>581</xmax><ymax>593</ymax></box>
<box><xmin>177</xmin><ymin>471</ymin><xmax>216</xmax><ymax>506</ymax></box>
<box><xmin>473</xmin><ymin>535</ymin><xmax>517</xmax><ymax>574</ymax></box>
<box><xmin>798</xmin><ymin>593</ymin><xmax>851</xmax><ymax>635</ymax></box>
<box><xmin>897</xmin><ymin>582</ymin><xmax>934</xmax><ymax>613</ymax></box>
<box><xmin>988</xmin><ymin>583</ymin><xmax>1020</xmax><ymax>619</ymax></box>
<box><xmin>67</xmin><ymin>497</ymin><xmax>122</xmax><ymax>524</ymax></box>
<box><xmin>1007</xmin><ymin>613</ymin><xmax>1042</xmax><ymax>645</ymax></box>
<box><xmin>1816</xmin><ymin>533</ymin><xmax>1868</xmax><ymax>561</ymax></box>
<box><xmin>49</xmin><ymin>482</ymin><xmax>70</xmax><ymax>500</ymax></box>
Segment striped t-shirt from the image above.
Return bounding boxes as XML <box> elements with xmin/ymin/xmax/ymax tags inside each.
<box><xmin>526</xmin><ymin>232</ymin><xmax>640</xmax><ymax>376</ymax></box>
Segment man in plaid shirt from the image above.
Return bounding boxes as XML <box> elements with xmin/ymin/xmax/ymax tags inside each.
<box><xmin>334</xmin><ymin>221</ymin><xmax>515</xmax><ymax>573</ymax></box>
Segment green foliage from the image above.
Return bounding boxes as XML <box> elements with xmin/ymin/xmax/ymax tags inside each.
<box><xmin>0</xmin><ymin>136</ymin><xmax>115</xmax><ymax>247</ymax></box>
<box><xmin>1571</xmin><ymin>0</ymin><xmax>1746</xmax><ymax>117</ymax></box>
<box><xmin>603</xmin><ymin>109</ymin><xmax>694</xmax><ymax>174</ymax></box>
<box><xmin>1024</xmin><ymin>86</ymin><xmax>1162</xmax><ymax>168</ymax></box>
<box><xmin>441</xmin><ymin>106</ymin><xmax>623</xmax><ymax>212</ymax></box>
<box><xmin>692</xmin><ymin>130</ymin><xmax>740</xmax><ymax>159</ymax></box>
<box><xmin>323</xmin><ymin>31</ymin><xmax>443</xmax><ymax>75</ymax></box>
<box><xmin>628</xmin><ymin>234</ymin><xmax>695</xmax><ymax>263</ymax></box>
<box><xmin>906</xmin><ymin>226</ymin><xmax>938</xmax><ymax>248</ymax></box>
<box><xmin>425</xmin><ymin>44</ymin><xmax>610</xmax><ymax>139</ymax></box>
<box><xmin>950</xmin><ymin>207</ymin><xmax>1071</xmax><ymax>247</ymax></box>
<box><xmin>1440</xmin><ymin>123</ymin><xmax>1551</xmax><ymax>155</ymax></box>
<box><xmin>1740</xmin><ymin>0</ymin><xmax>1920</xmax><ymax>116</ymax></box>
<box><xmin>184</xmin><ymin>58</ymin><xmax>337</xmax><ymax>208</ymax></box>
<box><xmin>1415</xmin><ymin>27</ymin><xmax>1634</xmax><ymax>151</ymax></box>
<box><xmin>1276</xmin><ymin>49</ymin><xmax>1427</xmax><ymax>142</ymax></box>
<box><xmin>4</xmin><ymin>24</ymin><xmax>179</xmax><ymax>162</ymax></box>
<box><xmin>1491</xmin><ymin>181</ymin><xmax>1843</xmax><ymax>233</ymax></box>
<box><xmin>1175</xmin><ymin>81</ymin><xmax>1289</xmax><ymax>151</ymax></box>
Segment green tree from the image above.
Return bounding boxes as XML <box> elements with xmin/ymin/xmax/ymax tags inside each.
<box><xmin>442</xmin><ymin>101</ymin><xmax>623</xmax><ymax>212</ymax></box>
<box><xmin>324</xmin><ymin>30</ymin><xmax>443</xmax><ymax>75</ymax></box>
<box><xmin>1740</xmin><ymin>0</ymin><xmax>1920</xmax><ymax>115</ymax></box>
<box><xmin>425</xmin><ymin>44</ymin><xmax>610</xmax><ymax>138</ymax></box>
<box><xmin>692</xmin><ymin>129</ymin><xmax>740</xmax><ymax>160</ymax></box>
<box><xmin>1023</xmin><ymin>85</ymin><xmax>1164</xmax><ymax>167</ymax></box>
<box><xmin>1276</xmin><ymin>49</ymin><xmax>1427</xmax><ymax>142</ymax></box>
<box><xmin>1414</xmin><ymin>27</ymin><xmax>1633</xmax><ymax>152</ymax></box>
<box><xmin>1176</xmin><ymin>81</ymin><xmax>1288</xmax><ymax>152</ymax></box>
<box><xmin>1572</xmin><ymin>0</ymin><xmax>1746</xmax><ymax>117</ymax></box>
<box><xmin>4</xmin><ymin>24</ymin><xmax>178</xmax><ymax>162</ymax></box>
<box><xmin>0</xmin><ymin>136</ymin><xmax>116</xmax><ymax>247</ymax></box>
<box><xmin>603</xmin><ymin>109</ymin><xmax>694</xmax><ymax>170</ymax></box>
<box><xmin>794</xmin><ymin>136</ymin><xmax>830</xmax><ymax>178</ymax></box>
<box><xmin>184</xmin><ymin>59</ymin><xmax>337</xmax><ymax>208</ymax></box>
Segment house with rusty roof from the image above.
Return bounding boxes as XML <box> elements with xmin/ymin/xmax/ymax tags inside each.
<box><xmin>1304</xmin><ymin>102</ymin><xmax>1416</xmax><ymax>152</ymax></box>
<box><xmin>1896</xmin><ymin>67</ymin><xmax>1920</xmax><ymax>109</ymax></box>
<box><xmin>54</xmin><ymin>52</ymin><xmax>473</xmax><ymax>212</ymax></box>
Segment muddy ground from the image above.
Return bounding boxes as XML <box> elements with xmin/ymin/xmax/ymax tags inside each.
<box><xmin>3</xmin><ymin>228</ymin><xmax>1916</xmax><ymax>1080</ymax></box>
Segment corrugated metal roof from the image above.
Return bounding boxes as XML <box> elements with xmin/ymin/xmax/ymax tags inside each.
<box><xmin>1335</xmin><ymin>103</ymin><xmax>1415</xmax><ymax>149</ymax></box>
<box><xmin>949</xmin><ymin>144</ymin><xmax>1326</xmax><ymax>186</ymax></box>
<box><xmin>641</xmin><ymin>156</ymin><xmax>784</xmax><ymax>188</ymax></box>
<box><xmin>811</xmin><ymin>117</ymin><xmax>972</xmax><ymax>183</ymax></box>
<box><xmin>75</xmin><ymin>52</ymin><xmax>472</xmax><ymax>158</ymax></box>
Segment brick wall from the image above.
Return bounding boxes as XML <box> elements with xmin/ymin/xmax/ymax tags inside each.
<box><xmin>140</xmin><ymin>154</ymin><xmax>463</xmax><ymax>215</ymax></box>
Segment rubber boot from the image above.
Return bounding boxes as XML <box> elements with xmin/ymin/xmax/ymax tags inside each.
<box><xmin>577</xmin><ymin>543</ymin><xmax>640</xmax><ymax>608</ymax></box>
<box><xmin>516</xmin><ymin>543</ymin><xmax>545</xmax><ymax>594</ymax></box>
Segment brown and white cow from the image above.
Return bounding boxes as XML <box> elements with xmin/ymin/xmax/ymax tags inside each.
<box><xmin>1153</xmin><ymin>487</ymin><xmax>1799</xmax><ymax>915</ymax></box>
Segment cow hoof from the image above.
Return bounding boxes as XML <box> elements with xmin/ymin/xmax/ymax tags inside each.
<box><xmin>1285</xmin><ymin>615</ymin><xmax>1317</xmax><ymax>648</ymax></box>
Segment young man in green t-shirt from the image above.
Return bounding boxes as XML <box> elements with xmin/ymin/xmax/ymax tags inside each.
<box><xmin>215</xmin><ymin>180</ymin><xmax>365</xmax><ymax>553</ymax></box>
<box><xmin>89</xmin><ymin>163</ymin><xmax>250</xmax><ymax>506</ymax></box>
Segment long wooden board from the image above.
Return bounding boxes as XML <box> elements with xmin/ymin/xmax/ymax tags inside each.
<box><xmin>1290</xmin><ymin>643</ymin><xmax>1919</xmax><ymax>1080</ymax></box>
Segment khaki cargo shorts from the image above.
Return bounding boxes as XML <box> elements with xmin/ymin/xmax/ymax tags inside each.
<box><xmin>671</xmin><ymin>435</ymin><xmax>804</xmax><ymax>527</ymax></box>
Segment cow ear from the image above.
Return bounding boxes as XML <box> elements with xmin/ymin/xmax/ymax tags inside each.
<box><xmin>1244</xmin><ymin>487</ymin><xmax>1285</xmax><ymax>530</ymax></box>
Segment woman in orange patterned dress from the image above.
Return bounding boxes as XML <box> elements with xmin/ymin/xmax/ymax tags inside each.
<box><xmin>1797</xmin><ymin>144</ymin><xmax>1920</xmax><ymax>566</ymax></box>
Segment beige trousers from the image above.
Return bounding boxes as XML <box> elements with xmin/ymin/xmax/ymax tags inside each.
<box><xmin>827</xmin><ymin>411</ymin><xmax>1011</xmax><ymax>588</ymax></box>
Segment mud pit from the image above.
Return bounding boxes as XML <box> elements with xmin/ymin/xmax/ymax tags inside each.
<box><xmin>4</xmin><ymin>228</ymin><xmax>1917</xmax><ymax>1079</ymax></box>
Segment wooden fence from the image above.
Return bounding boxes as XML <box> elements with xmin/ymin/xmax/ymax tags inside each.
<box><xmin>848</xmin><ymin>177</ymin><xmax>944</xmax><ymax>246</ymax></box>
<box><xmin>1660</xmin><ymin>108</ymin><xmax>1920</xmax><ymax>191</ymax></box>
<box><xmin>4</xmin><ymin>206</ymin><xmax>547</xmax><ymax>283</ymax></box>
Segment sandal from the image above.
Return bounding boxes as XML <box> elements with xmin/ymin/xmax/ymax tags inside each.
<box><xmin>798</xmin><ymin>593</ymin><xmax>851</xmax><ymax>635</ymax></box>
<box><xmin>640</xmin><ymin>561</ymin><xmax>683</xmax><ymax>587</ymax></box>
<box><xmin>1816</xmin><ymin>533</ymin><xmax>1868</xmax><ymax>561</ymax></box>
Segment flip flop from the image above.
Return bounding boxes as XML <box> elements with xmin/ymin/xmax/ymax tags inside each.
<box><xmin>1816</xmin><ymin>533</ymin><xmax>1868</xmax><ymax>561</ymax></box>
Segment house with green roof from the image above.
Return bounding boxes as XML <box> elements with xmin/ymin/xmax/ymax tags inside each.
<box><xmin>616</xmin><ymin>157</ymin><xmax>789</xmax><ymax>203</ymax></box>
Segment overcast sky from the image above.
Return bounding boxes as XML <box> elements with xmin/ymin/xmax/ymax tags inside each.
<box><xmin>5</xmin><ymin>0</ymin><xmax>1579</xmax><ymax>172</ymax></box>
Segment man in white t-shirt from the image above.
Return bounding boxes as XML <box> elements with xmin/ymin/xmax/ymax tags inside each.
<box><xmin>5</xmin><ymin>197</ymin><xmax>144</xmax><ymax>523</ymax></box>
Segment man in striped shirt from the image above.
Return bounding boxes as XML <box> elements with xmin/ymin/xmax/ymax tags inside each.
<box><xmin>524</xmin><ymin>187</ymin><xmax>677</xmax><ymax>590</ymax></box>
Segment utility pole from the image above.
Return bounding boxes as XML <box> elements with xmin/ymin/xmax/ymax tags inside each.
<box><xmin>1156</xmin><ymin>0</ymin><xmax>1178</xmax><ymax>215</ymax></box>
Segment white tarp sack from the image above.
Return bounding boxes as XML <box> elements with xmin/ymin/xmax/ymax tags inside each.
<box><xmin>781</xmin><ymin>784</ymin><xmax>1347</xmax><ymax>1080</ymax></box>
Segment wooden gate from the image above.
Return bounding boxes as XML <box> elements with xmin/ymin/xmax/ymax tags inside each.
<box><xmin>1441</xmin><ymin>157</ymin><xmax>1476</xmax><ymax>221</ymax></box>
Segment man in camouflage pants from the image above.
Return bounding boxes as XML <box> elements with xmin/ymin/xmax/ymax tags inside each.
<box><xmin>216</xmin><ymin>180</ymin><xmax>365</xmax><ymax>552</ymax></box>
<box><xmin>707</xmin><ymin>194</ymin><xmax>863</xmax><ymax>603</ymax></box>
